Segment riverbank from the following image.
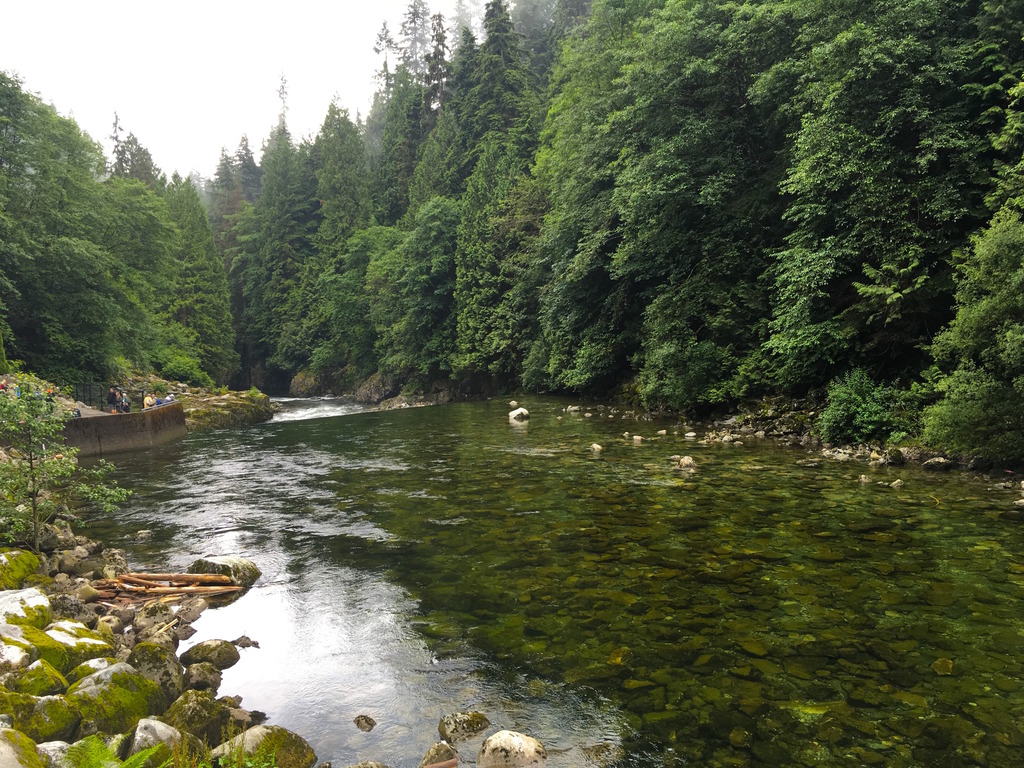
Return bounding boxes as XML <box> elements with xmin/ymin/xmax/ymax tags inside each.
<box><xmin>0</xmin><ymin>527</ymin><xmax>555</xmax><ymax>768</ymax></box>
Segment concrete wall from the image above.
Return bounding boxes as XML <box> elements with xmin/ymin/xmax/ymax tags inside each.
<box><xmin>64</xmin><ymin>402</ymin><xmax>188</xmax><ymax>457</ymax></box>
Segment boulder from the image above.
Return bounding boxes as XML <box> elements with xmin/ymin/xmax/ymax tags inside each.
<box><xmin>35</xmin><ymin>740</ymin><xmax>71</xmax><ymax>768</ymax></box>
<box><xmin>1</xmin><ymin>624</ymin><xmax>38</xmax><ymax>673</ymax></box>
<box><xmin>0</xmin><ymin>589</ymin><xmax>53</xmax><ymax>629</ymax></box>
<box><xmin>509</xmin><ymin>408</ymin><xmax>530</xmax><ymax>422</ymax></box>
<box><xmin>210</xmin><ymin>724</ymin><xmax>316</xmax><ymax>768</ymax></box>
<box><xmin>0</xmin><ymin>728</ymin><xmax>45</xmax><ymax>768</ymax></box>
<box><xmin>13</xmin><ymin>660</ymin><xmax>68</xmax><ymax>697</ymax></box>
<box><xmin>0</xmin><ymin>690</ymin><xmax>81</xmax><ymax>743</ymax></box>
<box><xmin>186</xmin><ymin>556</ymin><xmax>261</xmax><ymax>588</ymax></box>
<box><xmin>65</xmin><ymin>658</ymin><xmax>116</xmax><ymax>685</ymax></box>
<box><xmin>922</xmin><ymin>457</ymin><xmax>954</xmax><ymax>472</ymax></box>
<box><xmin>160</xmin><ymin>689</ymin><xmax>232</xmax><ymax>745</ymax></box>
<box><xmin>478</xmin><ymin>731</ymin><xmax>547</xmax><ymax>768</ymax></box>
<box><xmin>43</xmin><ymin>621</ymin><xmax>114</xmax><ymax>670</ymax></box>
<box><xmin>438</xmin><ymin>711</ymin><xmax>490</xmax><ymax>743</ymax></box>
<box><xmin>2</xmin><ymin>623</ymin><xmax>68</xmax><ymax>673</ymax></box>
<box><xmin>66</xmin><ymin>662</ymin><xmax>163</xmax><ymax>736</ymax></box>
<box><xmin>0</xmin><ymin>550</ymin><xmax>41</xmax><ymax>590</ymax></box>
<box><xmin>125</xmin><ymin>718</ymin><xmax>202</xmax><ymax>767</ymax></box>
<box><xmin>183</xmin><ymin>662</ymin><xmax>221</xmax><ymax>693</ymax></box>
<box><xmin>128</xmin><ymin>642</ymin><xmax>184</xmax><ymax>707</ymax></box>
<box><xmin>132</xmin><ymin>602</ymin><xmax>175</xmax><ymax>635</ymax></box>
<box><xmin>419</xmin><ymin>741</ymin><xmax>459</xmax><ymax>767</ymax></box>
<box><xmin>180</xmin><ymin>639</ymin><xmax>240</xmax><ymax>670</ymax></box>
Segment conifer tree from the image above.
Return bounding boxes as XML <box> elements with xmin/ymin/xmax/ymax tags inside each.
<box><xmin>401</xmin><ymin>0</ymin><xmax>433</xmax><ymax>81</ymax></box>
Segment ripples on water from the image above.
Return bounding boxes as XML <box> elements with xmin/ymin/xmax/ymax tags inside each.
<box><xmin>86</xmin><ymin>398</ymin><xmax>1024</xmax><ymax>767</ymax></box>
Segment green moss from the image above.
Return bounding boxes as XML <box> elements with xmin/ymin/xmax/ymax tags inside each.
<box><xmin>67</xmin><ymin>665</ymin><xmax>164</xmax><ymax>736</ymax></box>
<box><xmin>13</xmin><ymin>659</ymin><xmax>68</xmax><ymax>696</ymax></box>
<box><xmin>0</xmin><ymin>588</ymin><xmax>52</xmax><ymax>629</ymax></box>
<box><xmin>6</xmin><ymin>625</ymin><xmax>68</xmax><ymax>673</ymax></box>
<box><xmin>0</xmin><ymin>690</ymin><xmax>82</xmax><ymax>743</ymax></box>
<box><xmin>0</xmin><ymin>728</ymin><xmax>46</xmax><ymax>768</ymax></box>
<box><xmin>43</xmin><ymin>621</ymin><xmax>114</xmax><ymax>670</ymax></box>
<box><xmin>66</xmin><ymin>657</ymin><xmax>116</xmax><ymax>684</ymax></box>
<box><xmin>160</xmin><ymin>689</ymin><xmax>231</xmax><ymax>745</ymax></box>
<box><xmin>0</xmin><ymin>551</ymin><xmax>41</xmax><ymax>590</ymax></box>
<box><xmin>258</xmin><ymin>727</ymin><xmax>316</xmax><ymax>768</ymax></box>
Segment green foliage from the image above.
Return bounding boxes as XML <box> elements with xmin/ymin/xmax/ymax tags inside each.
<box><xmin>817</xmin><ymin>369</ymin><xmax>920</xmax><ymax>445</ymax></box>
<box><xmin>0</xmin><ymin>375</ymin><xmax>130</xmax><ymax>552</ymax></box>
<box><xmin>66</xmin><ymin>735</ymin><xmax>163</xmax><ymax>768</ymax></box>
<box><xmin>158</xmin><ymin>353</ymin><xmax>214</xmax><ymax>389</ymax></box>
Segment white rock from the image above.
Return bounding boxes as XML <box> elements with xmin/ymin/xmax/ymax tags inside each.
<box><xmin>890</xmin><ymin>479</ymin><xmax>905</xmax><ymax>489</ymax></box>
<box><xmin>0</xmin><ymin>588</ymin><xmax>51</xmax><ymax>627</ymax></box>
<box><xmin>478</xmin><ymin>730</ymin><xmax>547</xmax><ymax>768</ymax></box>
<box><xmin>509</xmin><ymin>407</ymin><xmax>530</xmax><ymax>422</ymax></box>
<box><xmin>685</xmin><ymin>432</ymin><xmax>697</xmax><ymax>439</ymax></box>
<box><xmin>509</xmin><ymin>400</ymin><xmax>519</xmax><ymax>408</ymax></box>
<box><xmin>633</xmin><ymin>435</ymin><xmax>643</xmax><ymax>444</ymax></box>
<box><xmin>657</xmin><ymin>429</ymin><xmax>667</xmax><ymax>436</ymax></box>
<box><xmin>590</xmin><ymin>444</ymin><xmax>602</xmax><ymax>453</ymax></box>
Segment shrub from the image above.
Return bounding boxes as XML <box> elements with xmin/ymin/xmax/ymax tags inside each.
<box><xmin>817</xmin><ymin>369</ymin><xmax>919</xmax><ymax>445</ymax></box>
<box><xmin>160</xmin><ymin>354</ymin><xmax>214</xmax><ymax>389</ymax></box>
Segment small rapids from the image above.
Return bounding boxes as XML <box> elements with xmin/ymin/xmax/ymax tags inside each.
<box><xmin>271</xmin><ymin>396</ymin><xmax>367</xmax><ymax>423</ymax></box>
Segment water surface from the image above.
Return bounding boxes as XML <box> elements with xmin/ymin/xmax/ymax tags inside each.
<box><xmin>86</xmin><ymin>397</ymin><xmax>1024</xmax><ymax>767</ymax></box>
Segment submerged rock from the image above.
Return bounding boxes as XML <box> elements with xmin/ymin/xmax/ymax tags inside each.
<box><xmin>478</xmin><ymin>730</ymin><xmax>547</xmax><ymax>767</ymax></box>
<box><xmin>353</xmin><ymin>714</ymin><xmax>376</xmax><ymax>732</ymax></box>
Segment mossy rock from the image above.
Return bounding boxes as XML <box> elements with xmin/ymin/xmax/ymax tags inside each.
<box><xmin>1</xmin><ymin>624</ymin><xmax>39</xmax><ymax>674</ymax></box>
<box><xmin>0</xmin><ymin>690</ymin><xmax>82</xmax><ymax>743</ymax></box>
<box><xmin>0</xmin><ymin>551</ymin><xmax>41</xmax><ymax>591</ymax></box>
<box><xmin>2</xmin><ymin>624</ymin><xmax>67</xmax><ymax>673</ymax></box>
<box><xmin>160</xmin><ymin>689</ymin><xmax>232</xmax><ymax>746</ymax></box>
<box><xmin>66</xmin><ymin>657</ymin><xmax>116</xmax><ymax>685</ymax></box>
<box><xmin>13</xmin><ymin>659</ymin><xmax>68</xmax><ymax>696</ymax></box>
<box><xmin>0</xmin><ymin>727</ymin><xmax>46</xmax><ymax>768</ymax></box>
<box><xmin>179</xmin><ymin>639</ymin><xmax>239</xmax><ymax>670</ymax></box>
<box><xmin>125</xmin><ymin>718</ymin><xmax>203</xmax><ymax>768</ymax></box>
<box><xmin>127</xmin><ymin>642</ymin><xmax>184</xmax><ymax>708</ymax></box>
<box><xmin>439</xmin><ymin>710</ymin><xmax>491</xmax><ymax>742</ymax></box>
<box><xmin>186</xmin><ymin>556</ymin><xmax>261</xmax><ymax>588</ymax></box>
<box><xmin>211</xmin><ymin>725</ymin><xmax>316</xmax><ymax>768</ymax></box>
<box><xmin>0</xmin><ymin>588</ymin><xmax>52</xmax><ymax>629</ymax></box>
<box><xmin>44</xmin><ymin>621</ymin><xmax>114</xmax><ymax>671</ymax></box>
<box><xmin>66</xmin><ymin>662</ymin><xmax>164</xmax><ymax>736</ymax></box>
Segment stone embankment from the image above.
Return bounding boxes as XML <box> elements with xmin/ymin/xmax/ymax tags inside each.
<box><xmin>0</xmin><ymin>531</ymin><xmax>553</xmax><ymax>768</ymax></box>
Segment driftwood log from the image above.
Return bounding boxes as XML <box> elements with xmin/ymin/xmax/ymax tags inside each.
<box><xmin>92</xmin><ymin>572</ymin><xmax>243</xmax><ymax>603</ymax></box>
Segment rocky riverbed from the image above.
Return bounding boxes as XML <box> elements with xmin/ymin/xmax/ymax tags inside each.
<box><xmin>0</xmin><ymin>528</ymin><xmax>553</xmax><ymax>768</ymax></box>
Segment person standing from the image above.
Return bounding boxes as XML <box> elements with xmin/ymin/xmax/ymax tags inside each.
<box><xmin>107</xmin><ymin>387</ymin><xmax>117</xmax><ymax>414</ymax></box>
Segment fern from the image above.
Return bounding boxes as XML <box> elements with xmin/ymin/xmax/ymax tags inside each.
<box><xmin>66</xmin><ymin>735</ymin><xmax>167</xmax><ymax>768</ymax></box>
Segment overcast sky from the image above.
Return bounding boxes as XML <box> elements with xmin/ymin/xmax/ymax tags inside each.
<box><xmin>4</xmin><ymin>1</ymin><xmax>459</xmax><ymax>179</ymax></box>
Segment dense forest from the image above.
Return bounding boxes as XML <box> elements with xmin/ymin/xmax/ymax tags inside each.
<box><xmin>2</xmin><ymin>0</ymin><xmax>1024</xmax><ymax>460</ymax></box>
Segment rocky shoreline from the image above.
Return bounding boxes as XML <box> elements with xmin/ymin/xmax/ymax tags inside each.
<box><xmin>0</xmin><ymin>528</ymin><xmax>553</xmax><ymax>768</ymax></box>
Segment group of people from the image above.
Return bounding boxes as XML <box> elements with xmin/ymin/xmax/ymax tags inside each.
<box><xmin>106</xmin><ymin>386</ymin><xmax>176</xmax><ymax>413</ymax></box>
<box><xmin>143</xmin><ymin>392</ymin><xmax>175</xmax><ymax>409</ymax></box>
<box><xmin>106</xmin><ymin>387</ymin><xmax>131</xmax><ymax>414</ymax></box>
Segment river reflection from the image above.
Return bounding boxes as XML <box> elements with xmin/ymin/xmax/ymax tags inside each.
<box><xmin>86</xmin><ymin>397</ymin><xmax>1024</xmax><ymax>767</ymax></box>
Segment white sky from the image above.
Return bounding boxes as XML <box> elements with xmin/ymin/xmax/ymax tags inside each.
<box><xmin>4</xmin><ymin>1</ymin><xmax>459</xmax><ymax>179</ymax></box>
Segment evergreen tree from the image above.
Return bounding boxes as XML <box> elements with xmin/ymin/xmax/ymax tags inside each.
<box><xmin>108</xmin><ymin>117</ymin><xmax>162</xmax><ymax>188</ymax></box>
<box><xmin>423</xmin><ymin>12</ymin><xmax>451</xmax><ymax>133</ymax></box>
<box><xmin>163</xmin><ymin>174</ymin><xmax>239</xmax><ymax>385</ymax></box>
<box><xmin>236</xmin><ymin>135</ymin><xmax>262</xmax><ymax>202</ymax></box>
<box><xmin>373</xmin><ymin>67</ymin><xmax>426</xmax><ymax>225</ymax></box>
<box><xmin>401</xmin><ymin>0</ymin><xmax>433</xmax><ymax>81</ymax></box>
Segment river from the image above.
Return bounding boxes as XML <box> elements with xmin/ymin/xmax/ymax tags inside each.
<box><xmin>84</xmin><ymin>396</ymin><xmax>1024</xmax><ymax>767</ymax></box>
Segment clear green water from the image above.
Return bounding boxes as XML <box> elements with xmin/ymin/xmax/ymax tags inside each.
<box><xmin>86</xmin><ymin>397</ymin><xmax>1024</xmax><ymax>767</ymax></box>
